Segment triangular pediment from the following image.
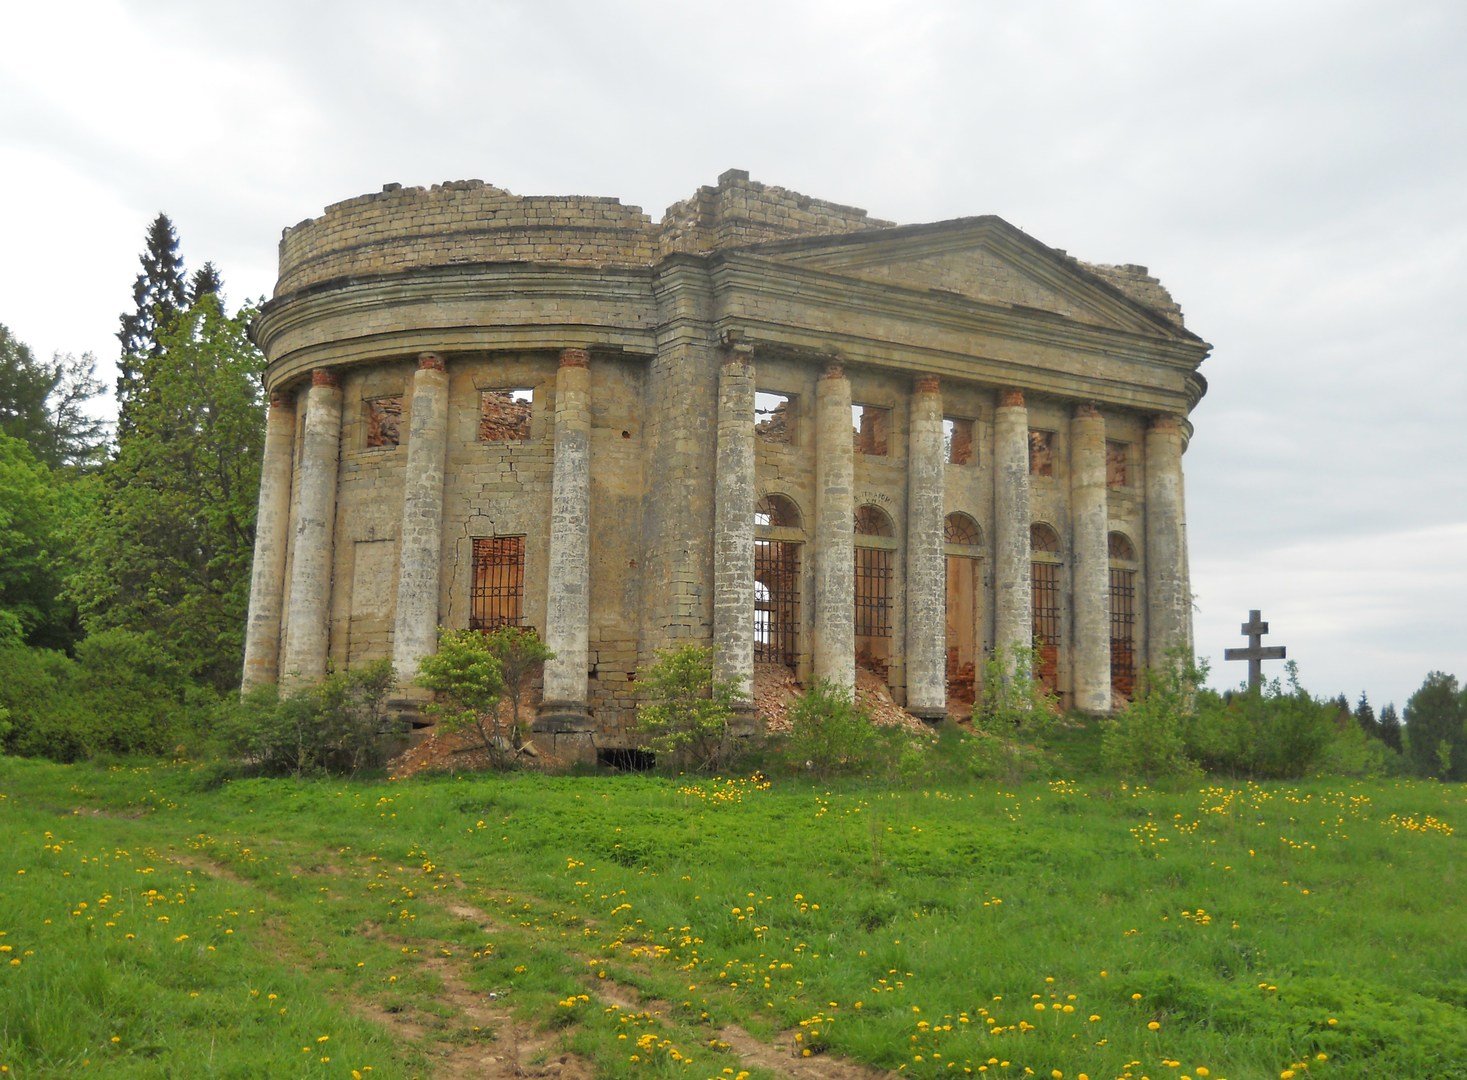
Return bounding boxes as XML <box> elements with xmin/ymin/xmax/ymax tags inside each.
<box><xmin>740</xmin><ymin>217</ymin><xmax>1189</xmax><ymax>338</ymax></box>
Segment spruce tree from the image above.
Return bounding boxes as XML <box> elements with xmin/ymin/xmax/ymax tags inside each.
<box><xmin>188</xmin><ymin>262</ymin><xmax>224</xmax><ymax>305</ymax></box>
<box><xmin>117</xmin><ymin>214</ymin><xmax>187</xmax><ymax>427</ymax></box>
<box><xmin>1354</xmin><ymin>691</ymin><xmax>1378</xmax><ymax>740</ymax></box>
<box><xmin>1378</xmin><ymin>703</ymin><xmax>1403</xmax><ymax>753</ymax></box>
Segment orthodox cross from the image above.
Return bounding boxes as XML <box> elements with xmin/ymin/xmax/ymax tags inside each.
<box><xmin>1224</xmin><ymin>609</ymin><xmax>1286</xmax><ymax>689</ymax></box>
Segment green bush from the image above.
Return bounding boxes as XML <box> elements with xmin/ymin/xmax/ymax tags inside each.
<box><xmin>214</xmin><ymin>660</ymin><xmax>399</xmax><ymax>777</ymax></box>
<box><xmin>973</xmin><ymin>645</ymin><xmax>1057</xmax><ymax>740</ymax></box>
<box><xmin>1101</xmin><ymin>653</ymin><xmax>1204</xmax><ymax>779</ymax></box>
<box><xmin>416</xmin><ymin>628</ymin><xmax>510</xmax><ymax>764</ymax></box>
<box><xmin>1186</xmin><ymin>663</ymin><xmax>1336</xmax><ymax>779</ymax></box>
<box><xmin>783</xmin><ymin>679</ymin><xmax>878</xmax><ymax>777</ymax></box>
<box><xmin>632</xmin><ymin>645</ymin><xmax>739</xmax><ymax>772</ymax></box>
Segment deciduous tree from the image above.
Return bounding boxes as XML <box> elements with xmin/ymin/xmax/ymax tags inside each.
<box><xmin>1403</xmin><ymin>672</ymin><xmax>1466</xmax><ymax>780</ymax></box>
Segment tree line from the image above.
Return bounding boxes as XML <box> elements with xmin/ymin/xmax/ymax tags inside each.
<box><xmin>1</xmin><ymin>214</ymin><xmax>263</xmax><ymax>758</ymax></box>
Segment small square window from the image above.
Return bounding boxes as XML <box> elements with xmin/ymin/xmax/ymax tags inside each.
<box><xmin>1028</xmin><ymin>429</ymin><xmax>1055</xmax><ymax>477</ymax></box>
<box><xmin>852</xmin><ymin>404</ymin><xmax>890</xmax><ymax>456</ymax></box>
<box><xmin>364</xmin><ymin>396</ymin><xmax>402</xmax><ymax>448</ymax></box>
<box><xmin>755</xmin><ymin>391</ymin><xmax>794</xmax><ymax>443</ymax></box>
<box><xmin>478</xmin><ymin>388</ymin><xmax>533</xmax><ymax>442</ymax></box>
<box><xmin>944</xmin><ymin>417</ymin><xmax>975</xmax><ymax>465</ymax></box>
<box><xmin>1106</xmin><ymin>440</ymin><xmax>1129</xmax><ymax>487</ymax></box>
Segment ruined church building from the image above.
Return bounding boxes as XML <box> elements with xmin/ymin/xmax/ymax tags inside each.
<box><xmin>243</xmin><ymin>170</ymin><xmax>1207</xmax><ymax>757</ymax></box>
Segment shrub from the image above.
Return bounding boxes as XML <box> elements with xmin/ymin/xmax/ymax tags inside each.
<box><xmin>1185</xmin><ymin>663</ymin><xmax>1336</xmax><ymax>779</ymax></box>
<box><xmin>479</xmin><ymin>625</ymin><xmax>553</xmax><ymax>748</ymax></box>
<box><xmin>783</xmin><ymin>679</ymin><xmax>878</xmax><ymax>777</ymax></box>
<box><xmin>213</xmin><ymin>659</ymin><xmax>399</xmax><ymax>777</ymax></box>
<box><xmin>1101</xmin><ymin>652</ymin><xmax>1204</xmax><ymax>779</ymax></box>
<box><xmin>416</xmin><ymin>628</ymin><xmax>510</xmax><ymax>765</ymax></box>
<box><xmin>632</xmin><ymin>645</ymin><xmax>738</xmax><ymax>772</ymax></box>
<box><xmin>973</xmin><ymin>645</ymin><xmax>1057</xmax><ymax>740</ymax></box>
<box><xmin>0</xmin><ymin>643</ymin><xmax>91</xmax><ymax>761</ymax></box>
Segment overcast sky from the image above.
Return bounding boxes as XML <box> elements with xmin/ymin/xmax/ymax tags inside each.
<box><xmin>3</xmin><ymin>0</ymin><xmax>1464</xmax><ymax>710</ymax></box>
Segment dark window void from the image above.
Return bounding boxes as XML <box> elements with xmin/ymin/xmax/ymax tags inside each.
<box><xmin>852</xmin><ymin>404</ymin><xmax>890</xmax><ymax>456</ymax></box>
<box><xmin>755</xmin><ymin>391</ymin><xmax>794</xmax><ymax>443</ymax></box>
<box><xmin>756</xmin><ymin>493</ymin><xmax>802</xmax><ymax>530</ymax></box>
<box><xmin>365</xmin><ymin>396</ymin><xmax>402</xmax><ymax>448</ymax></box>
<box><xmin>854</xmin><ymin>545</ymin><xmax>894</xmax><ymax>677</ymax></box>
<box><xmin>479</xmin><ymin>388</ymin><xmax>532</xmax><ymax>441</ymax></box>
<box><xmin>1106</xmin><ymin>441</ymin><xmax>1129</xmax><ymax>487</ymax></box>
<box><xmin>944</xmin><ymin>417</ymin><xmax>975</xmax><ymax>465</ymax></box>
<box><xmin>1031</xmin><ymin>561</ymin><xmax>1061</xmax><ymax>692</ymax></box>
<box><xmin>470</xmin><ymin>536</ymin><xmax>525</xmax><ymax>630</ymax></box>
<box><xmin>598</xmin><ymin>747</ymin><xmax>655</xmax><ymax>772</ymax></box>
<box><xmin>1108</xmin><ymin>531</ymin><xmax>1138</xmax><ymax>700</ymax></box>
<box><xmin>946</xmin><ymin>552</ymin><xmax>980</xmax><ymax>705</ymax></box>
<box><xmin>1028</xmin><ymin>429</ymin><xmax>1055</xmax><ymax>477</ymax></box>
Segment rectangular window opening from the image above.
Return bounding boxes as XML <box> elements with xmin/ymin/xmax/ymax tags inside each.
<box><xmin>754</xmin><ymin>539</ymin><xmax>800</xmax><ymax>669</ymax></box>
<box><xmin>1031</xmin><ymin>560</ymin><xmax>1061</xmax><ymax>691</ymax></box>
<box><xmin>1028</xmin><ymin>429</ymin><xmax>1055</xmax><ymax>477</ymax></box>
<box><xmin>852</xmin><ymin>404</ymin><xmax>890</xmax><ymax>456</ymax></box>
<box><xmin>944</xmin><ymin>417</ymin><xmax>975</xmax><ymax>465</ymax></box>
<box><xmin>755</xmin><ymin>391</ymin><xmax>794</xmax><ymax>444</ymax></box>
<box><xmin>365</xmin><ymin>396</ymin><xmax>403</xmax><ymax>448</ymax></box>
<box><xmin>1106</xmin><ymin>440</ymin><xmax>1130</xmax><ymax>488</ymax></box>
<box><xmin>479</xmin><ymin>388</ymin><xmax>533</xmax><ymax>442</ymax></box>
<box><xmin>854</xmin><ymin>545</ymin><xmax>893</xmax><ymax>677</ymax></box>
<box><xmin>470</xmin><ymin>536</ymin><xmax>525</xmax><ymax>630</ymax></box>
<box><xmin>1110</xmin><ymin>566</ymin><xmax>1137</xmax><ymax>698</ymax></box>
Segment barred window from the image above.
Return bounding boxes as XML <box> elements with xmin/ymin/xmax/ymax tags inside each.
<box><xmin>1108</xmin><ymin>531</ymin><xmax>1138</xmax><ymax>698</ymax></box>
<box><xmin>854</xmin><ymin>504</ymin><xmax>895</xmax><ymax>538</ymax></box>
<box><xmin>755</xmin><ymin>493</ymin><xmax>802</xmax><ymax>530</ymax></box>
<box><xmin>470</xmin><ymin>536</ymin><xmax>525</xmax><ymax>630</ymax></box>
<box><xmin>755</xmin><ymin>539</ymin><xmax>800</xmax><ymax>668</ymax></box>
<box><xmin>1031</xmin><ymin>522</ymin><xmax>1062</xmax><ymax>693</ymax></box>
<box><xmin>944</xmin><ymin>512</ymin><xmax>983</xmax><ymax>548</ymax></box>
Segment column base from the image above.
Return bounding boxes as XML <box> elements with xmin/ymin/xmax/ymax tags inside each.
<box><xmin>388</xmin><ymin>687</ymin><xmax>434</xmax><ymax>730</ymax></box>
<box><xmin>728</xmin><ymin>701</ymin><xmax>759</xmax><ymax>738</ymax></box>
<box><xmin>908</xmin><ymin>706</ymin><xmax>950</xmax><ymax>725</ymax></box>
<box><xmin>534</xmin><ymin>699</ymin><xmax>594</xmax><ymax>734</ymax></box>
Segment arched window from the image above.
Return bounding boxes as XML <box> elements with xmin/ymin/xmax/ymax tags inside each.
<box><xmin>1030</xmin><ymin>522</ymin><xmax>1062</xmax><ymax>693</ymax></box>
<box><xmin>754</xmin><ymin>493</ymin><xmax>803</xmax><ymax>668</ymax></box>
<box><xmin>944</xmin><ymin>512</ymin><xmax>983</xmax><ymax>548</ymax></box>
<box><xmin>854</xmin><ymin>504</ymin><xmax>895</xmax><ymax>537</ymax></box>
<box><xmin>943</xmin><ymin>513</ymin><xmax>984</xmax><ymax>705</ymax></box>
<box><xmin>755</xmin><ymin>493</ymin><xmax>802</xmax><ymax>531</ymax></box>
<box><xmin>1108</xmin><ymin>531</ymin><xmax>1138</xmax><ymax>699</ymax></box>
<box><xmin>853</xmin><ymin>504</ymin><xmax>895</xmax><ymax>677</ymax></box>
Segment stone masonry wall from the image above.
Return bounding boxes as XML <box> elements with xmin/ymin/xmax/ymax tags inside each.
<box><xmin>277</xmin><ymin>181</ymin><xmax>659</xmax><ymax>296</ymax></box>
<box><xmin>660</xmin><ymin>169</ymin><xmax>894</xmax><ymax>256</ymax></box>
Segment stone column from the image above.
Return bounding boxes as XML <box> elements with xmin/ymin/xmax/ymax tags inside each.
<box><xmin>241</xmin><ymin>392</ymin><xmax>297</xmax><ymax>692</ymax></box>
<box><xmin>992</xmin><ymin>388</ymin><xmax>1032</xmax><ymax>675</ymax></box>
<box><xmin>712</xmin><ymin>344</ymin><xmax>756</xmax><ymax>707</ymax></box>
<box><xmin>905</xmin><ymin>375</ymin><xmax>946</xmax><ymax>719</ymax></box>
<box><xmin>813</xmin><ymin>360</ymin><xmax>855</xmax><ymax>691</ymax></box>
<box><xmin>538</xmin><ymin>348</ymin><xmax>593</xmax><ymax>729</ymax></box>
<box><xmin>1145</xmin><ymin>414</ymin><xmax>1189</xmax><ymax>666</ymax></box>
<box><xmin>1070</xmin><ymin>402</ymin><xmax>1111</xmax><ymax>713</ymax></box>
<box><xmin>279</xmin><ymin>369</ymin><xmax>343</xmax><ymax>688</ymax></box>
<box><xmin>391</xmin><ymin>353</ymin><xmax>450</xmax><ymax>688</ymax></box>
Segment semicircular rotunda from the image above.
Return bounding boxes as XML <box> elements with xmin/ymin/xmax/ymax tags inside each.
<box><xmin>244</xmin><ymin>169</ymin><xmax>1208</xmax><ymax>758</ymax></box>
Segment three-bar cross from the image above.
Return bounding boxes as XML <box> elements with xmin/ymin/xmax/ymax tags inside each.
<box><xmin>1224</xmin><ymin>609</ymin><xmax>1286</xmax><ymax>689</ymax></box>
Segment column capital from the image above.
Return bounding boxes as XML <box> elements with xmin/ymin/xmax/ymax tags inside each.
<box><xmin>268</xmin><ymin>392</ymin><xmax>295</xmax><ymax>412</ymax></box>
<box><xmin>820</xmin><ymin>359</ymin><xmax>846</xmax><ymax>381</ymax></box>
<box><xmin>1148</xmin><ymin>413</ymin><xmax>1182</xmax><ymax>435</ymax></box>
<box><xmin>721</xmin><ymin>342</ymin><xmax>756</xmax><ymax>366</ymax></box>
<box><xmin>998</xmin><ymin>388</ymin><xmax>1025</xmax><ymax>408</ymax></box>
<box><xmin>559</xmin><ymin>347</ymin><xmax>590</xmax><ymax>369</ymax></box>
<box><xmin>1073</xmin><ymin>401</ymin><xmax>1101</xmax><ymax>420</ymax></box>
<box><xmin>310</xmin><ymin>368</ymin><xmax>342</xmax><ymax>389</ymax></box>
<box><xmin>914</xmin><ymin>374</ymin><xmax>940</xmax><ymax>395</ymax></box>
<box><xmin>417</xmin><ymin>352</ymin><xmax>446</xmax><ymax>372</ymax></box>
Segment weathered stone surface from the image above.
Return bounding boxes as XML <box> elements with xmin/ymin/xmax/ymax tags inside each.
<box><xmin>247</xmin><ymin>171</ymin><xmax>1210</xmax><ymax>724</ymax></box>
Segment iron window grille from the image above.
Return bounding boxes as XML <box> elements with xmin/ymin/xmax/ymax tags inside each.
<box><xmin>470</xmin><ymin>536</ymin><xmax>526</xmax><ymax>630</ymax></box>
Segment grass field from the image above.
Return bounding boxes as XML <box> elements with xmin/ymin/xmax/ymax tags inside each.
<box><xmin>0</xmin><ymin>753</ymin><xmax>1462</xmax><ymax>1079</ymax></box>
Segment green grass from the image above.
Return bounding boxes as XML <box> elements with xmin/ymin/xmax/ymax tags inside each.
<box><xmin>0</xmin><ymin>756</ymin><xmax>1462</xmax><ymax>1079</ymax></box>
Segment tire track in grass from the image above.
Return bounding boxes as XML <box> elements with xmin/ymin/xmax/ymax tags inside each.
<box><xmin>438</xmin><ymin>897</ymin><xmax>893</xmax><ymax>1080</ymax></box>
